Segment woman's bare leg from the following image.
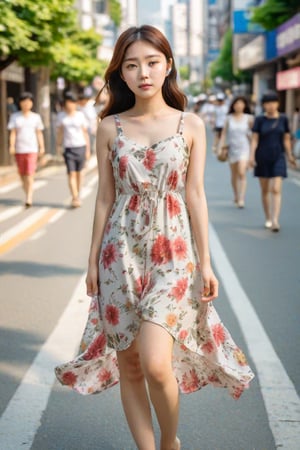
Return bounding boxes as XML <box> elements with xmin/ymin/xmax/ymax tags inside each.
<box><xmin>117</xmin><ymin>340</ymin><xmax>156</xmax><ymax>450</ymax></box>
<box><xmin>270</xmin><ymin>177</ymin><xmax>282</xmax><ymax>227</ymax></box>
<box><xmin>259</xmin><ymin>178</ymin><xmax>271</xmax><ymax>222</ymax></box>
<box><xmin>139</xmin><ymin>322</ymin><xmax>180</xmax><ymax>450</ymax></box>
<box><xmin>237</xmin><ymin>160</ymin><xmax>248</xmax><ymax>205</ymax></box>
<box><xmin>230</xmin><ymin>163</ymin><xmax>238</xmax><ymax>203</ymax></box>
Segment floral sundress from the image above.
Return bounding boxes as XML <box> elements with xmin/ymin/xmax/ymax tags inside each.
<box><xmin>55</xmin><ymin>113</ymin><xmax>254</xmax><ymax>399</ymax></box>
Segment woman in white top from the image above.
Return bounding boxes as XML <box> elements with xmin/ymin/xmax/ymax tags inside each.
<box><xmin>219</xmin><ymin>96</ymin><xmax>253</xmax><ymax>208</ymax></box>
<box><xmin>56</xmin><ymin>92</ymin><xmax>90</xmax><ymax>208</ymax></box>
<box><xmin>8</xmin><ymin>92</ymin><xmax>45</xmax><ymax>207</ymax></box>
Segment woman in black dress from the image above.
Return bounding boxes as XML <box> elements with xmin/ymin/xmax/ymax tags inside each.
<box><xmin>249</xmin><ymin>91</ymin><xmax>296</xmax><ymax>231</ymax></box>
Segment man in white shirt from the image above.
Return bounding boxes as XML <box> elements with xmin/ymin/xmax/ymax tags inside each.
<box><xmin>56</xmin><ymin>92</ymin><xmax>90</xmax><ymax>208</ymax></box>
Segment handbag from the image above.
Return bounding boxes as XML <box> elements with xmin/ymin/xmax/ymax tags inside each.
<box><xmin>217</xmin><ymin>145</ymin><xmax>229</xmax><ymax>162</ymax></box>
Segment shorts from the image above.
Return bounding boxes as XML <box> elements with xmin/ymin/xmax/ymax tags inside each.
<box><xmin>214</xmin><ymin>127</ymin><xmax>223</xmax><ymax>137</ymax></box>
<box><xmin>63</xmin><ymin>146</ymin><xmax>86</xmax><ymax>173</ymax></box>
<box><xmin>15</xmin><ymin>153</ymin><xmax>38</xmax><ymax>176</ymax></box>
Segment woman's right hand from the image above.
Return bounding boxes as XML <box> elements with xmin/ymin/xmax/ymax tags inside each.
<box><xmin>247</xmin><ymin>157</ymin><xmax>256</xmax><ymax>169</ymax></box>
<box><xmin>86</xmin><ymin>263</ymin><xmax>99</xmax><ymax>297</ymax></box>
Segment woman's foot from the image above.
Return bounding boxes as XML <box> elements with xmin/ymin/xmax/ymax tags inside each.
<box><xmin>265</xmin><ymin>220</ymin><xmax>272</xmax><ymax>229</ymax></box>
<box><xmin>272</xmin><ymin>222</ymin><xmax>280</xmax><ymax>232</ymax></box>
<box><xmin>25</xmin><ymin>202</ymin><xmax>32</xmax><ymax>209</ymax></box>
<box><xmin>237</xmin><ymin>200</ymin><xmax>245</xmax><ymax>209</ymax></box>
<box><xmin>172</xmin><ymin>437</ymin><xmax>180</xmax><ymax>450</ymax></box>
<box><xmin>71</xmin><ymin>197</ymin><xmax>81</xmax><ymax>208</ymax></box>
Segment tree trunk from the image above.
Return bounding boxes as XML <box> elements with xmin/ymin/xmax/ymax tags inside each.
<box><xmin>0</xmin><ymin>78</ymin><xmax>9</xmax><ymax>165</ymax></box>
<box><xmin>36</xmin><ymin>67</ymin><xmax>51</xmax><ymax>153</ymax></box>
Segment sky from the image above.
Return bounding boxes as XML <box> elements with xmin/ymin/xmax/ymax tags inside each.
<box><xmin>137</xmin><ymin>0</ymin><xmax>175</xmax><ymax>24</ymax></box>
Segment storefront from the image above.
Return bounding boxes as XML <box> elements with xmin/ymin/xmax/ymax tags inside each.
<box><xmin>275</xmin><ymin>13</ymin><xmax>300</xmax><ymax>154</ymax></box>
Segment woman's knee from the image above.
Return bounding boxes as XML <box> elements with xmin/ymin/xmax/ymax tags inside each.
<box><xmin>142</xmin><ymin>357</ymin><xmax>172</xmax><ymax>388</ymax></box>
<box><xmin>117</xmin><ymin>347</ymin><xmax>144</xmax><ymax>383</ymax></box>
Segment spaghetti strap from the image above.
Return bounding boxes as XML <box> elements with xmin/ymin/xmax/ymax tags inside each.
<box><xmin>178</xmin><ymin>112</ymin><xmax>185</xmax><ymax>135</ymax></box>
<box><xmin>114</xmin><ymin>114</ymin><xmax>123</xmax><ymax>135</ymax></box>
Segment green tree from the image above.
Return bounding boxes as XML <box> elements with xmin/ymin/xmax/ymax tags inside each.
<box><xmin>108</xmin><ymin>0</ymin><xmax>122</xmax><ymax>28</ymax></box>
<box><xmin>0</xmin><ymin>0</ymin><xmax>105</xmax><ymax>83</ymax></box>
<box><xmin>251</xmin><ymin>0</ymin><xmax>300</xmax><ymax>30</ymax></box>
<box><xmin>209</xmin><ymin>29</ymin><xmax>250</xmax><ymax>84</ymax></box>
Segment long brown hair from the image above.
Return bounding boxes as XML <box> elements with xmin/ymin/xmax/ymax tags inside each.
<box><xmin>96</xmin><ymin>25</ymin><xmax>186</xmax><ymax>119</ymax></box>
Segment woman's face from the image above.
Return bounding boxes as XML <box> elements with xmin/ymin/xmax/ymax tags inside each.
<box><xmin>121</xmin><ymin>40</ymin><xmax>171</xmax><ymax>99</ymax></box>
<box><xmin>263</xmin><ymin>101</ymin><xmax>279</xmax><ymax>115</ymax></box>
<box><xmin>233</xmin><ymin>99</ymin><xmax>245</xmax><ymax>113</ymax></box>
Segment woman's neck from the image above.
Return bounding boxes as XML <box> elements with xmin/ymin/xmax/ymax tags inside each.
<box><xmin>129</xmin><ymin>95</ymin><xmax>169</xmax><ymax>118</ymax></box>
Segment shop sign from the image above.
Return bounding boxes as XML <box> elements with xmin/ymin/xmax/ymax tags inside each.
<box><xmin>276</xmin><ymin>67</ymin><xmax>300</xmax><ymax>90</ymax></box>
<box><xmin>276</xmin><ymin>14</ymin><xmax>300</xmax><ymax>56</ymax></box>
<box><xmin>232</xmin><ymin>0</ymin><xmax>264</xmax><ymax>34</ymax></box>
<box><xmin>238</xmin><ymin>35</ymin><xmax>265</xmax><ymax>70</ymax></box>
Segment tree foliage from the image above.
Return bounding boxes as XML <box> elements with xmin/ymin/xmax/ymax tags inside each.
<box><xmin>251</xmin><ymin>0</ymin><xmax>300</xmax><ymax>30</ymax></box>
<box><xmin>0</xmin><ymin>0</ymin><xmax>106</xmax><ymax>83</ymax></box>
<box><xmin>108</xmin><ymin>0</ymin><xmax>122</xmax><ymax>27</ymax></box>
<box><xmin>209</xmin><ymin>29</ymin><xmax>250</xmax><ymax>84</ymax></box>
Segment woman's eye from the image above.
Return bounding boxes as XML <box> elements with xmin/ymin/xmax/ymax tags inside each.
<box><xmin>149</xmin><ymin>61</ymin><xmax>158</xmax><ymax>66</ymax></box>
<box><xmin>127</xmin><ymin>64</ymin><xmax>136</xmax><ymax>69</ymax></box>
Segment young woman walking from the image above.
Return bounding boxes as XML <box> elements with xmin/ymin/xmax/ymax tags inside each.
<box><xmin>219</xmin><ymin>96</ymin><xmax>253</xmax><ymax>208</ymax></box>
<box><xmin>249</xmin><ymin>91</ymin><xmax>296</xmax><ymax>231</ymax></box>
<box><xmin>55</xmin><ymin>26</ymin><xmax>254</xmax><ymax>450</ymax></box>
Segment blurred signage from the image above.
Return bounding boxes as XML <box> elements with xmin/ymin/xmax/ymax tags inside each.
<box><xmin>276</xmin><ymin>67</ymin><xmax>300</xmax><ymax>90</ymax></box>
<box><xmin>276</xmin><ymin>13</ymin><xmax>300</xmax><ymax>57</ymax></box>
<box><xmin>233</xmin><ymin>0</ymin><xmax>264</xmax><ymax>34</ymax></box>
<box><xmin>238</xmin><ymin>35</ymin><xmax>265</xmax><ymax>69</ymax></box>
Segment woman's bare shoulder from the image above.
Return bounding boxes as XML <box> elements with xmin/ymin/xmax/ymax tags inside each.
<box><xmin>184</xmin><ymin>111</ymin><xmax>205</xmax><ymax>128</ymax></box>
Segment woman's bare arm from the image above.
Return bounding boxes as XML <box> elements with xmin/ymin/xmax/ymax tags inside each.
<box><xmin>86</xmin><ymin>117</ymin><xmax>116</xmax><ymax>295</ymax></box>
<box><xmin>185</xmin><ymin>113</ymin><xmax>218</xmax><ymax>302</ymax></box>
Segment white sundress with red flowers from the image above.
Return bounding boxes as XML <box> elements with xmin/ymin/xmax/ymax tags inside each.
<box><xmin>55</xmin><ymin>113</ymin><xmax>254</xmax><ymax>399</ymax></box>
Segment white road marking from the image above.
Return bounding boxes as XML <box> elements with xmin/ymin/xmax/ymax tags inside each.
<box><xmin>209</xmin><ymin>223</ymin><xmax>300</xmax><ymax>449</ymax></box>
<box><xmin>28</xmin><ymin>229</ymin><xmax>46</xmax><ymax>241</ymax></box>
<box><xmin>0</xmin><ymin>181</ymin><xmax>20</xmax><ymax>194</ymax></box>
<box><xmin>0</xmin><ymin>179</ymin><xmax>47</xmax><ymax>195</ymax></box>
<box><xmin>289</xmin><ymin>178</ymin><xmax>300</xmax><ymax>187</ymax></box>
<box><xmin>0</xmin><ymin>208</ymin><xmax>49</xmax><ymax>245</ymax></box>
<box><xmin>48</xmin><ymin>209</ymin><xmax>66</xmax><ymax>224</ymax></box>
<box><xmin>0</xmin><ymin>206</ymin><xmax>24</xmax><ymax>223</ymax></box>
<box><xmin>0</xmin><ymin>274</ymin><xmax>89</xmax><ymax>450</ymax></box>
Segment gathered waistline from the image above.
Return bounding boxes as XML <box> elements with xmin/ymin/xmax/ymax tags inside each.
<box><xmin>118</xmin><ymin>189</ymin><xmax>182</xmax><ymax>197</ymax></box>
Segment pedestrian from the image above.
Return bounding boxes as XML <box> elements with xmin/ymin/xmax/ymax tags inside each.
<box><xmin>200</xmin><ymin>94</ymin><xmax>216</xmax><ymax>129</ymax></box>
<box><xmin>219</xmin><ymin>96</ymin><xmax>253</xmax><ymax>208</ymax></box>
<box><xmin>212</xmin><ymin>92</ymin><xmax>228</xmax><ymax>153</ymax></box>
<box><xmin>6</xmin><ymin>96</ymin><xmax>17</xmax><ymax>120</ymax></box>
<box><xmin>7</xmin><ymin>91</ymin><xmax>45</xmax><ymax>208</ymax></box>
<box><xmin>55</xmin><ymin>25</ymin><xmax>254</xmax><ymax>450</ymax></box>
<box><xmin>249</xmin><ymin>90</ymin><xmax>297</xmax><ymax>231</ymax></box>
<box><xmin>78</xmin><ymin>90</ymin><xmax>98</xmax><ymax>153</ymax></box>
<box><xmin>56</xmin><ymin>91</ymin><xmax>90</xmax><ymax>208</ymax></box>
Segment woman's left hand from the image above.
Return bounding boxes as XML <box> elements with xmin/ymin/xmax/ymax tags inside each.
<box><xmin>201</xmin><ymin>264</ymin><xmax>219</xmax><ymax>303</ymax></box>
<box><xmin>288</xmin><ymin>154</ymin><xmax>297</xmax><ymax>168</ymax></box>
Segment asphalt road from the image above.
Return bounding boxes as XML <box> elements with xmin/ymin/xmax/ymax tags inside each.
<box><xmin>0</xmin><ymin>142</ymin><xmax>299</xmax><ymax>450</ymax></box>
